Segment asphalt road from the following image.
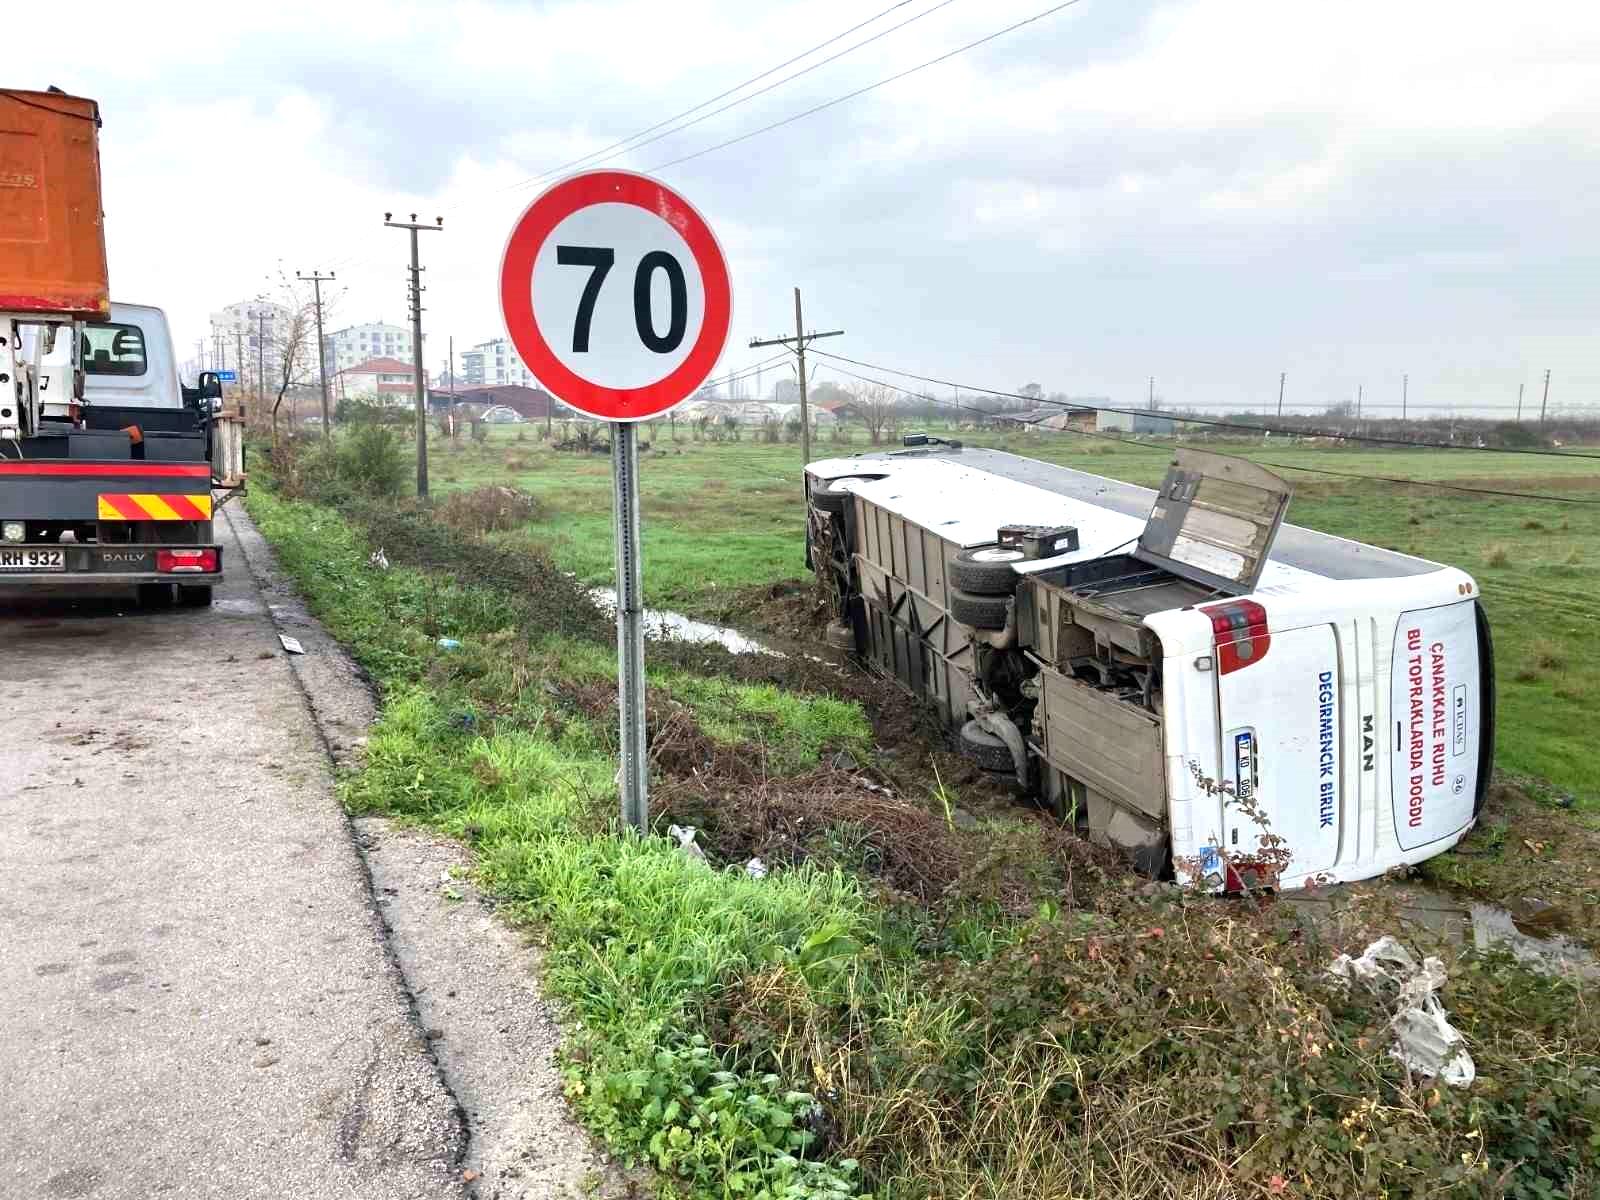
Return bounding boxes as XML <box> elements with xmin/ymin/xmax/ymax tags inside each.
<box><xmin>0</xmin><ymin>514</ymin><xmax>466</xmax><ymax>1199</ymax></box>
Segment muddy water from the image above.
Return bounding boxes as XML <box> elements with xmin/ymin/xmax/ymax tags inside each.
<box><xmin>587</xmin><ymin>588</ymin><xmax>847</xmax><ymax>666</ymax></box>
<box><xmin>1284</xmin><ymin>885</ymin><xmax>1596</xmax><ymax>977</ymax></box>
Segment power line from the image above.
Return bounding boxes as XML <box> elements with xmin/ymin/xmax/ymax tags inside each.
<box><xmin>808</xmin><ymin>349</ymin><xmax>1600</xmax><ymax>460</ymax></box>
<box><xmin>806</xmin><ymin>361</ymin><xmax>1600</xmax><ymax>506</ymax></box>
<box><xmin>318</xmin><ymin>0</ymin><xmax>955</xmax><ymax>274</ymax></box>
<box><xmin>646</xmin><ymin>0</ymin><xmax>1086</xmax><ymax>173</ymax></box>
<box><xmin>467</xmin><ymin>0</ymin><xmax>959</xmax><ymax>209</ymax></box>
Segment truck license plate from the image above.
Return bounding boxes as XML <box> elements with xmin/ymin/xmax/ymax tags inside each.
<box><xmin>0</xmin><ymin>548</ymin><xmax>65</xmax><ymax>571</ymax></box>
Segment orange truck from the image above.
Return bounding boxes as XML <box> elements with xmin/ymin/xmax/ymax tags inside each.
<box><xmin>1</xmin><ymin>87</ymin><xmax>235</xmax><ymax>605</ymax></box>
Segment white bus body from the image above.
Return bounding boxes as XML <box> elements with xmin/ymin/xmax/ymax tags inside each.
<box><xmin>805</xmin><ymin>445</ymin><xmax>1494</xmax><ymax>890</ymax></box>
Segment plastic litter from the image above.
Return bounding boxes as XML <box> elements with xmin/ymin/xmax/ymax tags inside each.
<box><xmin>436</xmin><ymin>638</ymin><xmax>462</xmax><ymax>650</ymax></box>
<box><xmin>278</xmin><ymin>634</ymin><xmax>304</xmax><ymax>655</ymax></box>
<box><xmin>745</xmin><ymin>857</ymin><xmax>768</xmax><ymax>879</ymax></box>
<box><xmin>1329</xmin><ymin>935</ymin><xmax>1475</xmax><ymax>1086</ymax></box>
<box><xmin>369</xmin><ymin>548</ymin><xmax>390</xmax><ymax>571</ymax></box>
<box><xmin>667</xmin><ymin>824</ymin><xmax>707</xmax><ymax>863</ymax></box>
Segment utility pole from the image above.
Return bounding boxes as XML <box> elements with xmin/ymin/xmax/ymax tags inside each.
<box><xmin>195</xmin><ymin>339</ymin><xmax>206</xmax><ymax>378</ymax></box>
<box><xmin>1517</xmin><ymin>382</ymin><xmax>1524</xmax><ymax>422</ymax></box>
<box><xmin>385</xmin><ymin>213</ymin><xmax>443</xmax><ymax>498</ymax></box>
<box><xmin>749</xmin><ymin>287</ymin><xmax>843</xmax><ymax>467</ymax></box>
<box><xmin>1356</xmin><ymin>384</ymin><xmax>1363</xmax><ymax>422</ymax></box>
<box><xmin>1276</xmin><ymin>371</ymin><xmax>1286</xmax><ymax>418</ymax></box>
<box><xmin>1148</xmin><ymin>376</ymin><xmax>1156</xmax><ymax>409</ymax></box>
<box><xmin>446</xmin><ymin>334</ymin><xmax>456</xmax><ymax>441</ymax></box>
<box><xmin>1540</xmin><ymin>369</ymin><xmax>1551</xmax><ymax>425</ymax></box>
<box><xmin>235</xmin><ymin>329</ymin><xmax>246</xmax><ymax>407</ymax></box>
<box><xmin>256</xmin><ymin>309</ymin><xmax>266</xmax><ymax>406</ymax></box>
<box><xmin>297</xmin><ymin>269</ymin><xmax>336</xmax><ymax>439</ymax></box>
<box><xmin>1402</xmin><ymin>373</ymin><xmax>1408</xmax><ymax>423</ymax></box>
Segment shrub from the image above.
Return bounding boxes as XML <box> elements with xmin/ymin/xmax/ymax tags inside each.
<box><xmin>434</xmin><ymin>485</ymin><xmax>541</xmax><ymax>537</ymax></box>
<box><xmin>1483</xmin><ymin>542</ymin><xmax>1510</xmax><ymax>568</ymax></box>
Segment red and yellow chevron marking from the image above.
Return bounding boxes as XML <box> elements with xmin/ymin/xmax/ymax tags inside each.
<box><xmin>96</xmin><ymin>493</ymin><xmax>213</xmax><ymax>521</ymax></box>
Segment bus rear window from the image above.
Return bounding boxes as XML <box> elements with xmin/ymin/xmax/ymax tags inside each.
<box><xmin>82</xmin><ymin>324</ymin><xmax>147</xmax><ymax>377</ymax></box>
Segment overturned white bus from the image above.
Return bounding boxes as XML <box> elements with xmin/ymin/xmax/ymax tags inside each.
<box><xmin>804</xmin><ymin>442</ymin><xmax>1494</xmax><ymax>891</ymax></box>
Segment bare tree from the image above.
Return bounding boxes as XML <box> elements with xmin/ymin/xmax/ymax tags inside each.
<box><xmin>853</xmin><ymin>383</ymin><xmax>898</xmax><ymax>445</ymax></box>
<box><xmin>265</xmin><ymin>276</ymin><xmax>320</xmax><ymax>446</ymax></box>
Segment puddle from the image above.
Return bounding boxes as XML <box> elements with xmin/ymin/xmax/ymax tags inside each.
<box><xmin>589</xmin><ymin>588</ymin><xmax>777</xmax><ymax>656</ymax></box>
<box><xmin>1284</xmin><ymin>886</ymin><xmax>1596</xmax><ymax>978</ymax></box>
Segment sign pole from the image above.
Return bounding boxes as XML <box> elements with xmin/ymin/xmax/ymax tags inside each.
<box><xmin>612</xmin><ymin>419</ymin><xmax>648</xmax><ymax>831</ymax></box>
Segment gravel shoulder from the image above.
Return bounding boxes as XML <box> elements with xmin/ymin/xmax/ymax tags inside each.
<box><xmin>227</xmin><ymin>502</ymin><xmax>622</xmax><ymax>1199</ymax></box>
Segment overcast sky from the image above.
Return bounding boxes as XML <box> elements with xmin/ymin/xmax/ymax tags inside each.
<box><xmin>45</xmin><ymin>0</ymin><xmax>1600</xmax><ymax>416</ymax></box>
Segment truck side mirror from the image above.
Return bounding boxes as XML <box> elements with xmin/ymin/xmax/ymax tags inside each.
<box><xmin>198</xmin><ymin>371</ymin><xmax>224</xmax><ymax>401</ymax></box>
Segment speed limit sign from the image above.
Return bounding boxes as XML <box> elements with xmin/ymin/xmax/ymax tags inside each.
<box><xmin>499</xmin><ymin>170</ymin><xmax>732</xmax><ymax>421</ymax></box>
<box><xmin>499</xmin><ymin>170</ymin><xmax>733</xmax><ymax>837</ymax></box>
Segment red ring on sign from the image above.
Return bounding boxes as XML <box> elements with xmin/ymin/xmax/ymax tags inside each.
<box><xmin>499</xmin><ymin>170</ymin><xmax>732</xmax><ymax>423</ymax></box>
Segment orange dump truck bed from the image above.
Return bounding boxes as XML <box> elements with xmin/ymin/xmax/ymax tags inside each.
<box><xmin>0</xmin><ymin>89</ymin><xmax>108</xmax><ymax>319</ymax></box>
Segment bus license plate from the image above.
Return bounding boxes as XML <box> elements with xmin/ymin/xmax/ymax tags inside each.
<box><xmin>0</xmin><ymin>548</ymin><xmax>65</xmax><ymax>571</ymax></box>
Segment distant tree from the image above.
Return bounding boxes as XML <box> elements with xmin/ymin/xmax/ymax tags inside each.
<box><xmin>854</xmin><ymin>383</ymin><xmax>897</xmax><ymax>445</ymax></box>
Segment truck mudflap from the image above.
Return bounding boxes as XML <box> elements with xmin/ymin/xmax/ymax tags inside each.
<box><xmin>0</xmin><ymin>543</ymin><xmax>223</xmax><ymax>587</ymax></box>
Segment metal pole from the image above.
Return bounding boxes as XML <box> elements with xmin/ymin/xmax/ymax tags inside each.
<box><xmin>794</xmin><ymin>287</ymin><xmax>811</xmax><ymax>464</ymax></box>
<box><xmin>612</xmin><ymin>420</ymin><xmax>648</xmax><ymax>832</ymax></box>
<box><xmin>1540</xmin><ymin>369</ymin><xmax>1551</xmax><ymax>425</ymax></box>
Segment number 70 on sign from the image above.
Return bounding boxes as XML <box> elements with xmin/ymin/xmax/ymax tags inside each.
<box><xmin>499</xmin><ymin>170</ymin><xmax>733</xmax><ymax>422</ymax></box>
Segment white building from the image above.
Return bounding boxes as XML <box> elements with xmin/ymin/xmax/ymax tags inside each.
<box><xmin>325</xmin><ymin>322</ymin><xmax>413</xmax><ymax>373</ymax></box>
<box><xmin>335</xmin><ymin>356</ymin><xmax>417</xmax><ymax>407</ymax></box>
<box><xmin>208</xmin><ymin>299</ymin><xmax>293</xmax><ymax>382</ymax></box>
<box><xmin>460</xmin><ymin>337</ymin><xmax>537</xmax><ymax>388</ymax></box>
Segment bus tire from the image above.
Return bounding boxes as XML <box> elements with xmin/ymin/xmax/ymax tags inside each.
<box><xmin>951</xmin><ymin>544</ymin><xmax>1026</xmax><ymax>595</ymax></box>
<box><xmin>959</xmin><ymin>720</ymin><xmax>1016</xmax><ymax>772</ymax></box>
<box><xmin>810</xmin><ymin>478</ymin><xmax>855</xmax><ymax>515</ymax></box>
<box><xmin>949</xmin><ymin>587</ymin><xmax>1009</xmax><ymax>631</ymax></box>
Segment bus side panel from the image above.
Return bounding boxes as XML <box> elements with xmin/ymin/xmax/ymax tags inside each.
<box><xmin>1391</xmin><ymin>601</ymin><xmax>1482</xmax><ymax>851</ymax></box>
<box><xmin>1217</xmin><ymin>623</ymin><xmax>1344</xmax><ymax>882</ymax></box>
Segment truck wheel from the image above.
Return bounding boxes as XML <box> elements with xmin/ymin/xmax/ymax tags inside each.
<box><xmin>949</xmin><ymin>587</ymin><xmax>1009</xmax><ymax>631</ymax></box>
<box><xmin>951</xmin><ymin>544</ymin><xmax>1026</xmax><ymax>595</ymax></box>
<box><xmin>137</xmin><ymin>583</ymin><xmax>174</xmax><ymax>609</ymax></box>
<box><xmin>178</xmin><ymin>585</ymin><xmax>214</xmax><ymax>608</ymax></box>
<box><xmin>959</xmin><ymin>720</ymin><xmax>1016</xmax><ymax>772</ymax></box>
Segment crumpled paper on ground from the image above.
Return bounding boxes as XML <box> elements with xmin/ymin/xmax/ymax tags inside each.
<box><xmin>1329</xmin><ymin>935</ymin><xmax>1475</xmax><ymax>1086</ymax></box>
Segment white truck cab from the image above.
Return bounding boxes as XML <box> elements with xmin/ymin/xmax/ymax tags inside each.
<box><xmin>805</xmin><ymin>444</ymin><xmax>1493</xmax><ymax>890</ymax></box>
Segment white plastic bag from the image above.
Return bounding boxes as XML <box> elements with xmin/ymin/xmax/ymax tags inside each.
<box><xmin>1329</xmin><ymin>935</ymin><xmax>1475</xmax><ymax>1086</ymax></box>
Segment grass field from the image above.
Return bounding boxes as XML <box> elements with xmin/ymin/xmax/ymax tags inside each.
<box><xmin>431</xmin><ymin>421</ymin><xmax>1600</xmax><ymax>806</ymax></box>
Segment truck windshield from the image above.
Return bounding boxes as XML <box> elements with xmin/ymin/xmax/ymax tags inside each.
<box><xmin>82</xmin><ymin>323</ymin><xmax>147</xmax><ymax>377</ymax></box>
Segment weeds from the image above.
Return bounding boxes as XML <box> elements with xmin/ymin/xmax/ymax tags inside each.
<box><xmin>249</xmin><ymin>484</ymin><xmax>1600</xmax><ymax>1200</ymax></box>
<box><xmin>1483</xmin><ymin>541</ymin><xmax>1510</xmax><ymax>568</ymax></box>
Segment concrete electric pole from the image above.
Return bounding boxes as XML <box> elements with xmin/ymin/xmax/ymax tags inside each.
<box><xmin>1540</xmin><ymin>369</ymin><xmax>1551</xmax><ymax>425</ymax></box>
<box><xmin>1277</xmin><ymin>371</ymin><xmax>1286</xmax><ymax>418</ymax></box>
<box><xmin>297</xmin><ymin>270</ymin><xmax>336</xmax><ymax>439</ymax></box>
<box><xmin>749</xmin><ymin>287</ymin><xmax>843</xmax><ymax>467</ymax></box>
<box><xmin>384</xmin><ymin>213</ymin><xmax>442</xmax><ymax>499</ymax></box>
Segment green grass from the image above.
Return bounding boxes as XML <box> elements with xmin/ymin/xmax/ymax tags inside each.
<box><xmin>437</xmin><ymin>423</ymin><xmax>1600</xmax><ymax>805</ymax></box>
<box><xmin>249</xmin><ymin>477</ymin><xmax>1600</xmax><ymax>1200</ymax></box>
